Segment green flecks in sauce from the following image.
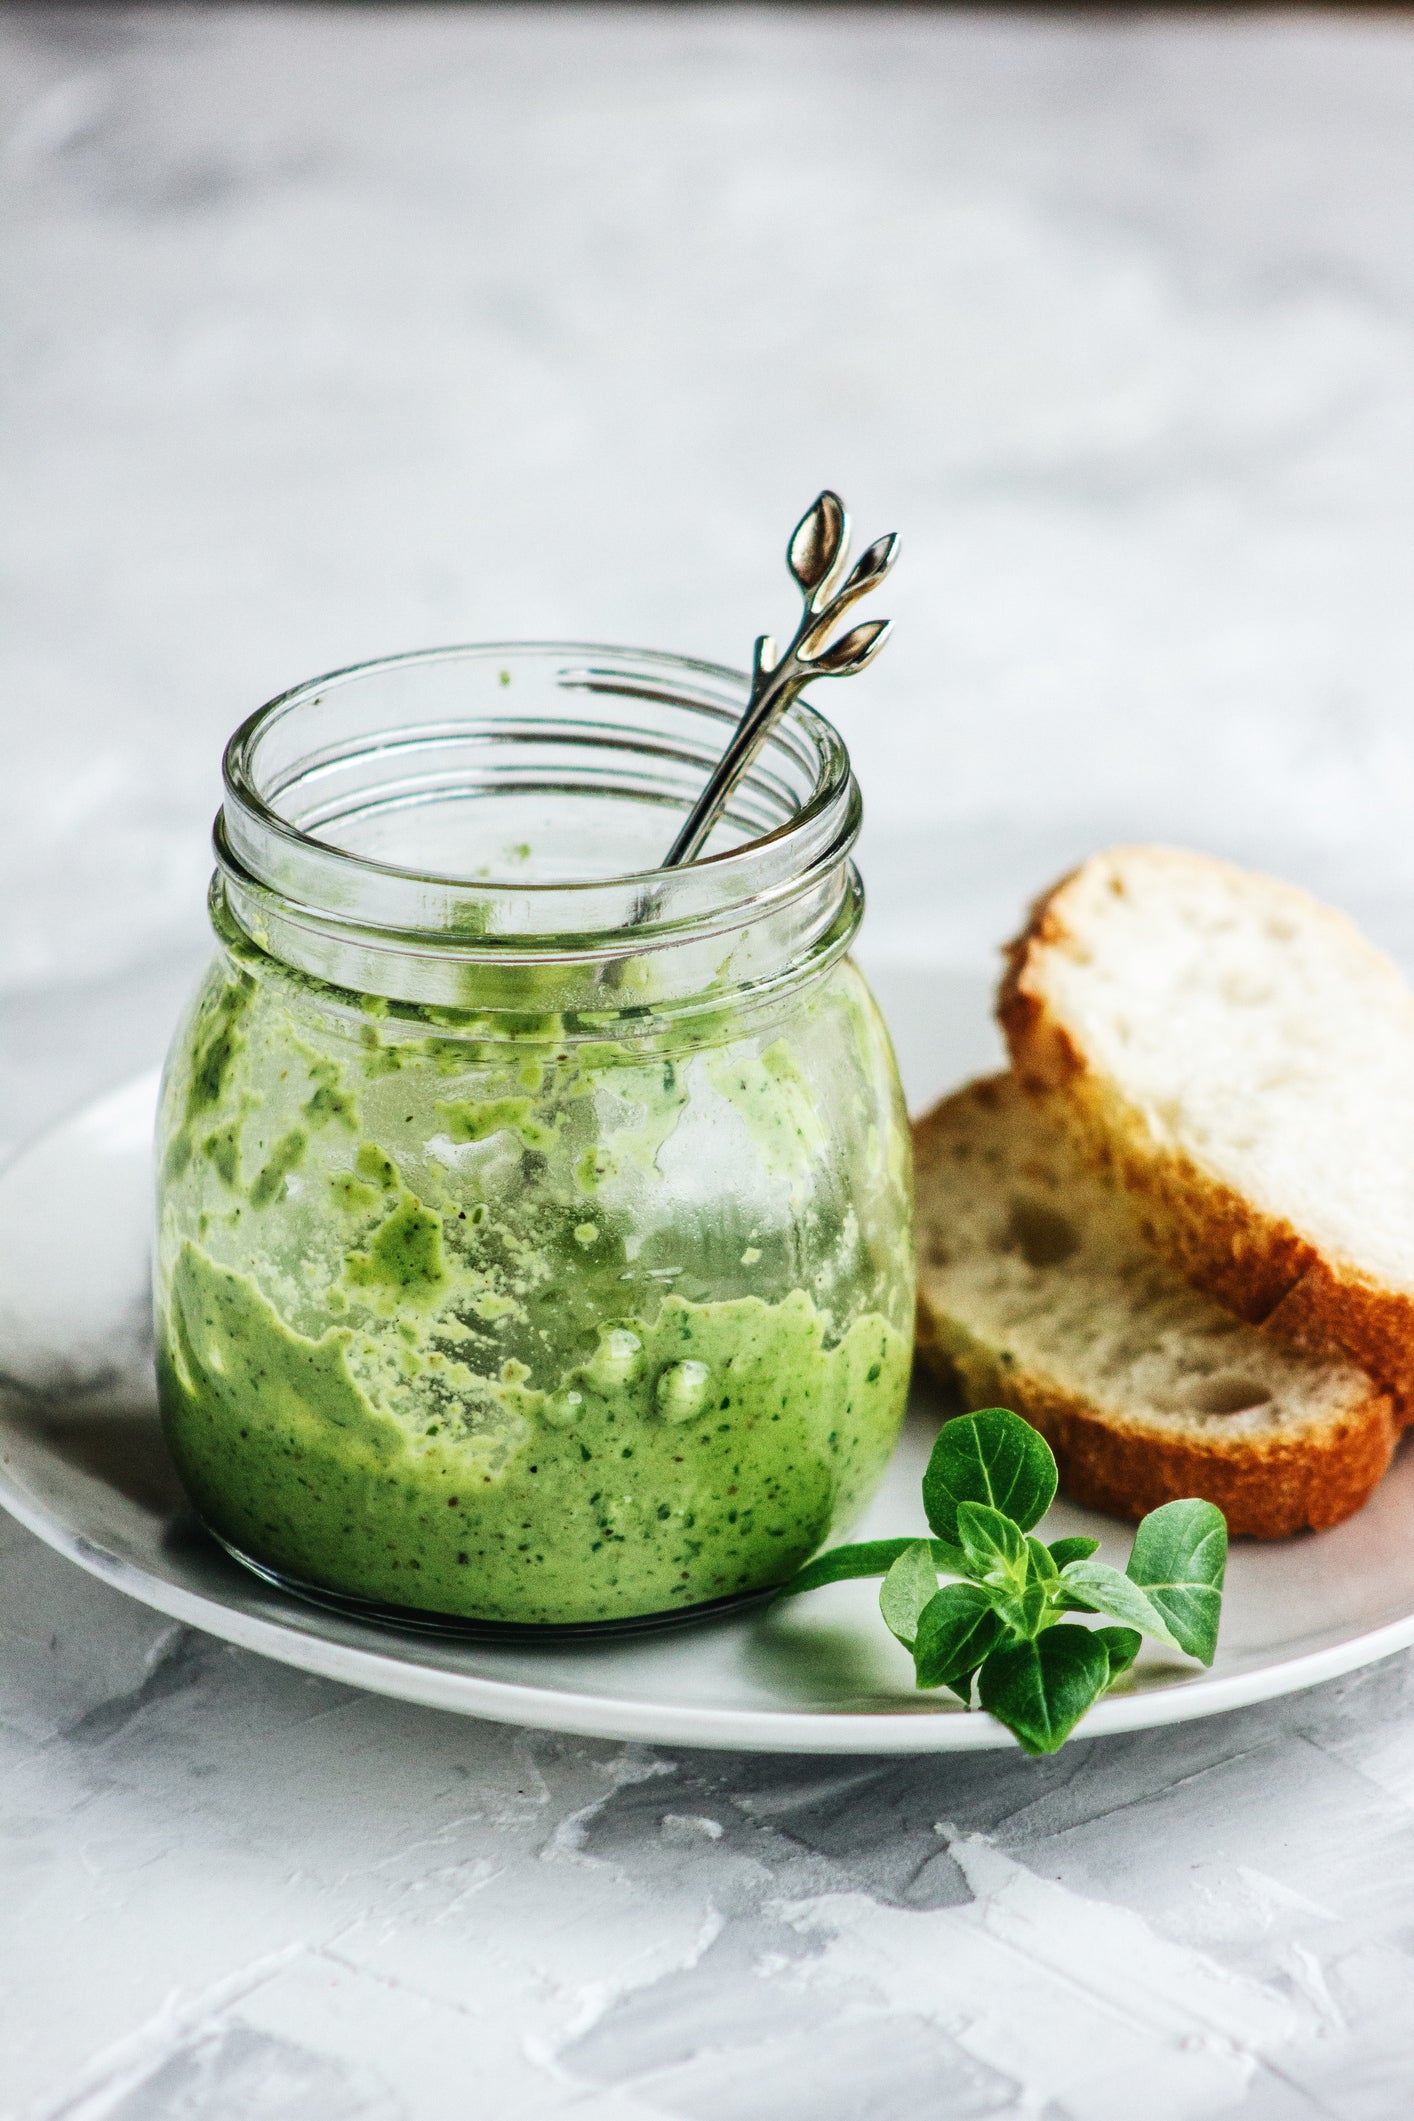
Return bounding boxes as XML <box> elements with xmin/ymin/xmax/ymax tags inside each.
<box><xmin>154</xmin><ymin>930</ymin><xmax>914</xmax><ymax>1625</ymax></box>
<box><xmin>162</xmin><ymin>976</ymin><xmax>255</xmax><ymax>1181</ymax></box>
<box><xmin>303</xmin><ymin>1057</ymin><xmax>358</xmax><ymax>1132</ymax></box>
<box><xmin>158</xmin><ymin>1240</ymin><xmax>909</xmax><ymax>1624</ymax></box>
<box><xmin>330</xmin><ymin>1173</ymin><xmax>379</xmax><ymax>1213</ymax></box>
<box><xmin>577</xmin><ymin>1146</ymin><xmax>616</xmax><ymax>1192</ymax></box>
<box><xmin>438</xmin><ymin>1097</ymin><xmax>553</xmax><ymax>1151</ymax></box>
<box><xmin>355</xmin><ymin>1143</ymin><xmax>399</xmax><ymax>1191</ymax></box>
<box><xmin>202</xmin><ymin>1123</ymin><xmax>242</xmax><ymax>1190</ymax></box>
<box><xmin>345</xmin><ymin>1194</ymin><xmax>447</xmax><ymax>1298</ymax></box>
<box><xmin>186</xmin><ymin>980</ymin><xmax>250</xmax><ymax>1120</ymax></box>
<box><xmin>249</xmin><ymin>1128</ymin><xmax>307</xmax><ymax>1208</ymax></box>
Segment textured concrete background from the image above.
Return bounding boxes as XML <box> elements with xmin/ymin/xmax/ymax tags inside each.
<box><xmin>4</xmin><ymin>8</ymin><xmax>1414</xmax><ymax>2116</ymax></box>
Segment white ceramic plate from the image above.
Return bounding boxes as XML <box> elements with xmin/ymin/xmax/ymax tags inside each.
<box><xmin>3</xmin><ymin>969</ymin><xmax>1414</xmax><ymax>1754</ymax></box>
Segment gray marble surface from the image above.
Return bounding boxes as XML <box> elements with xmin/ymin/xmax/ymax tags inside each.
<box><xmin>4</xmin><ymin>7</ymin><xmax>1414</xmax><ymax>2115</ymax></box>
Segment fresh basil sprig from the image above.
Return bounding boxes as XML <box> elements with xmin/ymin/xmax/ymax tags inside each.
<box><xmin>777</xmin><ymin>1407</ymin><xmax>1227</xmax><ymax>1754</ymax></box>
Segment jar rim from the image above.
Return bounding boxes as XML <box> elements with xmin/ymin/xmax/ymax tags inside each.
<box><xmin>214</xmin><ymin>642</ymin><xmax>863</xmax><ymax>1007</ymax></box>
<box><xmin>222</xmin><ymin>639</ymin><xmax>854</xmax><ymax>901</ymax></box>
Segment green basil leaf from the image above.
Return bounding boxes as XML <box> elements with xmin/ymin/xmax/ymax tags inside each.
<box><xmin>1058</xmin><ymin>1559</ymin><xmax>1184</xmax><ymax>1655</ymax></box>
<box><xmin>1125</xmin><ymin>1499</ymin><xmax>1228</xmax><ymax>1666</ymax></box>
<box><xmin>879</xmin><ymin>1541</ymin><xmax>941</xmax><ymax>1649</ymax></box>
<box><xmin>775</xmin><ymin>1536</ymin><xmax>967</xmax><ymax>1600</ymax></box>
<box><xmin>956</xmin><ymin>1500</ymin><xmax>1028</xmax><ymax>1580</ymax></box>
<box><xmin>977</xmin><ymin>1624</ymin><xmax>1112</xmax><ymax>1754</ymax></box>
<box><xmin>1026</xmin><ymin>1535</ymin><xmax>1059</xmax><ymax>1582</ymax></box>
<box><xmin>1047</xmin><ymin>1535</ymin><xmax>1100</xmax><ymax>1569</ymax></box>
<box><xmin>912</xmin><ymin>1583</ymin><xmax>1005</xmax><ymax>1699</ymax></box>
<box><xmin>921</xmin><ymin>1407</ymin><xmax>1058</xmax><ymax>1543</ymax></box>
<box><xmin>1094</xmin><ymin>1625</ymin><xmax>1142</xmax><ymax>1681</ymax></box>
<box><xmin>991</xmin><ymin>1577</ymin><xmax>1051</xmax><ymax>1641</ymax></box>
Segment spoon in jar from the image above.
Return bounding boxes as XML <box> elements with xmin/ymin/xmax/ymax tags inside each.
<box><xmin>659</xmin><ymin>490</ymin><xmax>898</xmax><ymax>871</ymax></box>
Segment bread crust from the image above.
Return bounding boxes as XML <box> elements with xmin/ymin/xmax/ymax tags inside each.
<box><xmin>914</xmin><ymin>1067</ymin><xmax>1398</xmax><ymax>1539</ymax></box>
<box><xmin>999</xmin><ymin>852</ymin><xmax>1414</xmax><ymax>1420</ymax></box>
<box><xmin>915</xmin><ymin>1292</ymin><xmax>1397</xmax><ymax>1539</ymax></box>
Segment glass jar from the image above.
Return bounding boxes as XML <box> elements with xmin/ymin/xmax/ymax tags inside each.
<box><xmin>154</xmin><ymin>644</ymin><xmax>914</xmax><ymax>1630</ymax></box>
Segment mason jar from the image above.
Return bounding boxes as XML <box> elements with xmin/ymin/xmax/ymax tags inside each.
<box><xmin>154</xmin><ymin>644</ymin><xmax>914</xmax><ymax>1631</ymax></box>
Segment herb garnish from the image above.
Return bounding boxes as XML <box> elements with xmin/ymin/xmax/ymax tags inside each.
<box><xmin>777</xmin><ymin>1407</ymin><xmax>1227</xmax><ymax>1754</ymax></box>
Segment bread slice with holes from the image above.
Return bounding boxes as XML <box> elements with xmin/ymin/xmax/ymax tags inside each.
<box><xmin>1000</xmin><ymin>845</ymin><xmax>1414</xmax><ymax>1419</ymax></box>
<box><xmin>914</xmin><ymin>1073</ymin><xmax>1395</xmax><ymax>1537</ymax></box>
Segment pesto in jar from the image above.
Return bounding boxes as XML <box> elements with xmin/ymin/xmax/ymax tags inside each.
<box><xmin>154</xmin><ymin>912</ymin><xmax>913</xmax><ymax>1624</ymax></box>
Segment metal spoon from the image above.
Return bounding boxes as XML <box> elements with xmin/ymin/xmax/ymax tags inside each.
<box><xmin>660</xmin><ymin>490</ymin><xmax>898</xmax><ymax>870</ymax></box>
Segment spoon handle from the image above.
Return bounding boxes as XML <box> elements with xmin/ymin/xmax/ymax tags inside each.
<box><xmin>661</xmin><ymin>491</ymin><xmax>898</xmax><ymax>871</ymax></box>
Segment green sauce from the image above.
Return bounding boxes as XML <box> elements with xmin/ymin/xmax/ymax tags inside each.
<box><xmin>155</xmin><ymin>926</ymin><xmax>914</xmax><ymax>1625</ymax></box>
<box><xmin>159</xmin><ymin>1239</ymin><xmax>908</xmax><ymax>1623</ymax></box>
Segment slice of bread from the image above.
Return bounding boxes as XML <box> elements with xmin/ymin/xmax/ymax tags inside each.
<box><xmin>1000</xmin><ymin>846</ymin><xmax>1414</xmax><ymax>1418</ymax></box>
<box><xmin>914</xmin><ymin>1073</ymin><xmax>1395</xmax><ymax>1537</ymax></box>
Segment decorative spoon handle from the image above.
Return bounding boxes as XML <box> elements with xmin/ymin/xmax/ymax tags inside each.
<box><xmin>661</xmin><ymin>491</ymin><xmax>898</xmax><ymax>870</ymax></box>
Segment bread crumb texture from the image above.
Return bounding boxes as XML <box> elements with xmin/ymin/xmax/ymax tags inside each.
<box><xmin>914</xmin><ymin>1073</ymin><xmax>1395</xmax><ymax>1538</ymax></box>
<box><xmin>999</xmin><ymin>845</ymin><xmax>1414</xmax><ymax>1418</ymax></box>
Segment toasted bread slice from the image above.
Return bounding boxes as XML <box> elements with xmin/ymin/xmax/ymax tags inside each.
<box><xmin>914</xmin><ymin>1074</ymin><xmax>1395</xmax><ymax>1537</ymax></box>
<box><xmin>1000</xmin><ymin>845</ymin><xmax>1414</xmax><ymax>1417</ymax></box>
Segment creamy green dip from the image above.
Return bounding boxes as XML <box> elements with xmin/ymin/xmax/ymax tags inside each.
<box><xmin>160</xmin><ymin>1241</ymin><xmax>908</xmax><ymax>1623</ymax></box>
<box><xmin>154</xmin><ymin>907</ymin><xmax>913</xmax><ymax>1625</ymax></box>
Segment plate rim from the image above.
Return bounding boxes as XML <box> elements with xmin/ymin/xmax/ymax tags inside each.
<box><xmin>4</xmin><ymin>1065</ymin><xmax>1414</xmax><ymax>1756</ymax></box>
<box><xmin>6</xmin><ymin>1469</ymin><xmax>1414</xmax><ymax>1754</ymax></box>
